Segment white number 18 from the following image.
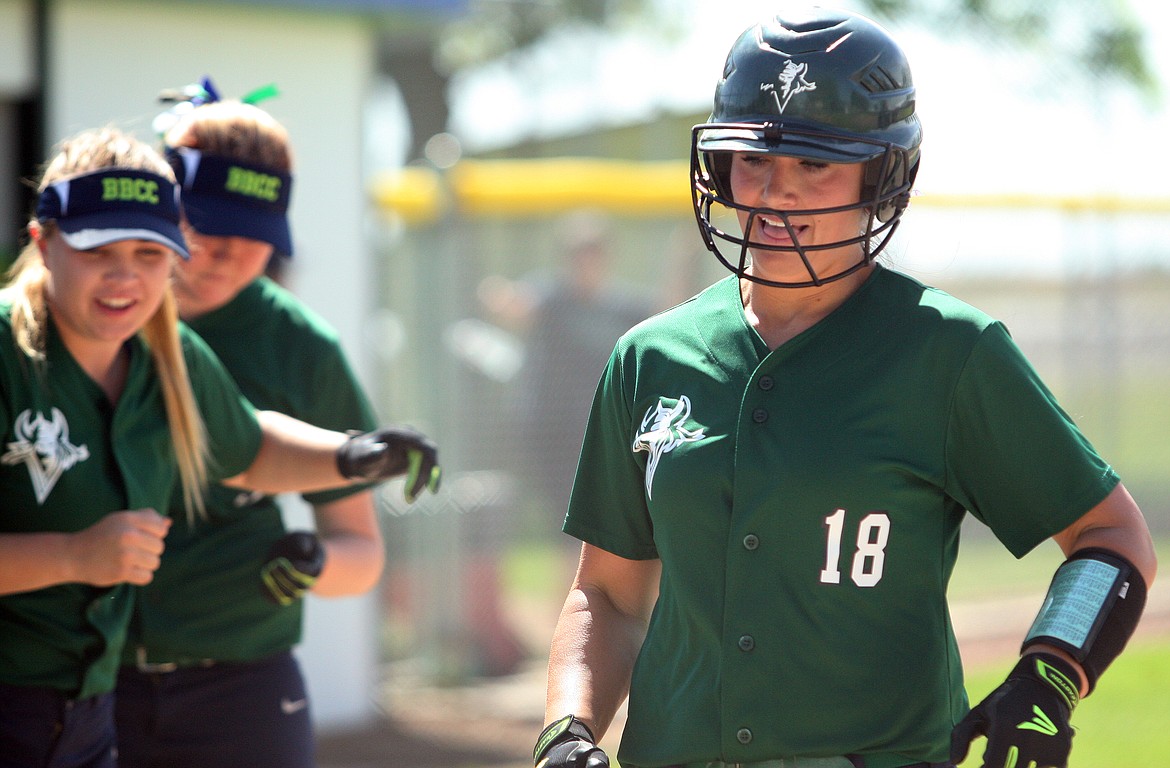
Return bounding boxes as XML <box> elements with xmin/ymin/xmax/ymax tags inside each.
<box><xmin>820</xmin><ymin>509</ymin><xmax>890</xmax><ymax>587</ymax></box>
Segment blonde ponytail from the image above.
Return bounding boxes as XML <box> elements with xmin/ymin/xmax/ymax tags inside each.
<box><xmin>141</xmin><ymin>292</ymin><xmax>209</xmax><ymax>522</ymax></box>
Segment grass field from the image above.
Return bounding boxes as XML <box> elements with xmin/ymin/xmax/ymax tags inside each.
<box><xmin>957</xmin><ymin>636</ymin><xmax>1170</xmax><ymax>767</ymax></box>
<box><xmin>500</xmin><ymin>535</ymin><xmax>1168</xmax><ymax>768</ymax></box>
<box><xmin>951</xmin><ymin>537</ymin><xmax>1169</xmax><ymax>767</ymax></box>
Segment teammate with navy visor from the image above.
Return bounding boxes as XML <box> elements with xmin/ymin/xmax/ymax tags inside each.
<box><xmin>114</xmin><ymin>86</ymin><xmax>438</xmax><ymax>768</ymax></box>
<box><xmin>0</xmin><ymin>126</ymin><xmax>439</xmax><ymax>768</ymax></box>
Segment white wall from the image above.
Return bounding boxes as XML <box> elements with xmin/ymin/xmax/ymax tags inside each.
<box><xmin>0</xmin><ymin>0</ymin><xmax>36</xmax><ymax>251</ymax></box>
<box><xmin>0</xmin><ymin>0</ymin><xmax>35</xmax><ymax>96</ymax></box>
<box><xmin>48</xmin><ymin>0</ymin><xmax>383</xmax><ymax>729</ymax></box>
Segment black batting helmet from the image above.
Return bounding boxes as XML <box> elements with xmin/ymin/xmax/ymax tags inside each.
<box><xmin>691</xmin><ymin>7</ymin><xmax>922</xmax><ymax>287</ymax></box>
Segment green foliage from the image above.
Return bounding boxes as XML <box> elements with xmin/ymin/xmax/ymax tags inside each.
<box><xmin>869</xmin><ymin>0</ymin><xmax>1155</xmax><ymax>94</ymax></box>
<box><xmin>438</xmin><ymin>0</ymin><xmax>1155</xmax><ymax>95</ymax></box>
<box><xmin>435</xmin><ymin>0</ymin><xmax>687</xmax><ymax>71</ymax></box>
<box><xmin>1088</xmin><ymin>25</ymin><xmax>1149</xmax><ymax>86</ymax></box>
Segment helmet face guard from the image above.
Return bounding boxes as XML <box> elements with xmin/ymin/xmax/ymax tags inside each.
<box><xmin>691</xmin><ymin>122</ymin><xmax>916</xmax><ymax>288</ymax></box>
<box><xmin>692</xmin><ymin>8</ymin><xmax>922</xmax><ymax>288</ymax></box>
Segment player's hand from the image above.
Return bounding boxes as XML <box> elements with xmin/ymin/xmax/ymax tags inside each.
<box><xmin>950</xmin><ymin>653</ymin><xmax>1079</xmax><ymax>768</ymax></box>
<box><xmin>71</xmin><ymin>509</ymin><xmax>172</xmax><ymax>586</ymax></box>
<box><xmin>260</xmin><ymin>531</ymin><xmax>326</xmax><ymax>606</ymax></box>
<box><xmin>533</xmin><ymin>715</ymin><xmax>609</xmax><ymax>768</ymax></box>
<box><xmin>335</xmin><ymin>426</ymin><xmax>441</xmax><ymax>502</ymax></box>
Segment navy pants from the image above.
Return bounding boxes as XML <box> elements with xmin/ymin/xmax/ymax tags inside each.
<box><xmin>0</xmin><ymin>684</ymin><xmax>116</xmax><ymax>768</ymax></box>
<box><xmin>114</xmin><ymin>651</ymin><xmax>315</xmax><ymax>768</ymax></box>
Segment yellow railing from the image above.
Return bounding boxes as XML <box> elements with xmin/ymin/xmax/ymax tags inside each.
<box><xmin>370</xmin><ymin>158</ymin><xmax>1170</xmax><ymax>224</ymax></box>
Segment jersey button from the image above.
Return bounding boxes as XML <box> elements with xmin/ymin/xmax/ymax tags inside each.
<box><xmin>751</xmin><ymin>408</ymin><xmax>768</xmax><ymax>423</ymax></box>
<box><xmin>757</xmin><ymin>375</ymin><xmax>774</xmax><ymax>391</ymax></box>
<box><xmin>742</xmin><ymin>534</ymin><xmax>759</xmax><ymax>550</ymax></box>
<box><xmin>738</xmin><ymin>634</ymin><xmax>755</xmax><ymax>652</ymax></box>
<box><xmin>736</xmin><ymin>728</ymin><xmax>753</xmax><ymax>744</ymax></box>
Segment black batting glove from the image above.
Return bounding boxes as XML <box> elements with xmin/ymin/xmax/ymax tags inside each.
<box><xmin>335</xmin><ymin>426</ymin><xmax>441</xmax><ymax>503</ymax></box>
<box><xmin>534</xmin><ymin>715</ymin><xmax>609</xmax><ymax>768</ymax></box>
<box><xmin>260</xmin><ymin>531</ymin><xmax>326</xmax><ymax>606</ymax></box>
<box><xmin>951</xmin><ymin>653</ymin><xmax>1080</xmax><ymax>768</ymax></box>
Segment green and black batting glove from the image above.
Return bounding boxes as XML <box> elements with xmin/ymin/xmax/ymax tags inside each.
<box><xmin>950</xmin><ymin>653</ymin><xmax>1080</xmax><ymax>768</ymax></box>
<box><xmin>534</xmin><ymin>715</ymin><xmax>609</xmax><ymax>768</ymax></box>
<box><xmin>335</xmin><ymin>426</ymin><xmax>442</xmax><ymax>502</ymax></box>
<box><xmin>260</xmin><ymin>531</ymin><xmax>326</xmax><ymax>606</ymax></box>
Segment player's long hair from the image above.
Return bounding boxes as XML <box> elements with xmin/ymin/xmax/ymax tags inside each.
<box><xmin>3</xmin><ymin>126</ymin><xmax>209</xmax><ymax>520</ymax></box>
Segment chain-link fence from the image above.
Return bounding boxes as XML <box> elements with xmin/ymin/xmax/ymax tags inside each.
<box><xmin>364</xmin><ymin>172</ymin><xmax>1170</xmax><ymax>680</ymax></box>
<box><xmin>360</xmin><ymin>0</ymin><xmax>1170</xmax><ymax>683</ymax></box>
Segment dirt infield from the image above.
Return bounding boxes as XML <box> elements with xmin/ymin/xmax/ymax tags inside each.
<box><xmin>316</xmin><ymin>659</ymin><xmax>545</xmax><ymax>768</ymax></box>
<box><xmin>315</xmin><ymin>589</ymin><xmax>555</xmax><ymax>768</ymax></box>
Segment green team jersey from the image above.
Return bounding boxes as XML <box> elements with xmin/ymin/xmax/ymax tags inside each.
<box><xmin>0</xmin><ymin>300</ymin><xmax>261</xmax><ymax>699</ymax></box>
<box><xmin>564</xmin><ymin>267</ymin><xmax>1118</xmax><ymax>767</ymax></box>
<box><xmin>124</xmin><ymin>277</ymin><xmax>378</xmax><ymax>665</ymax></box>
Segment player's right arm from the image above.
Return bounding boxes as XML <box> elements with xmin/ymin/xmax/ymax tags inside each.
<box><xmin>0</xmin><ymin>509</ymin><xmax>172</xmax><ymax>595</ymax></box>
<box><xmin>544</xmin><ymin>543</ymin><xmax>660</xmax><ymax>745</ymax></box>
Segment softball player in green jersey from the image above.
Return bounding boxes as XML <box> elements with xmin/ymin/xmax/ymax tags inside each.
<box><xmin>115</xmin><ymin>91</ymin><xmax>401</xmax><ymax>768</ymax></box>
<box><xmin>0</xmin><ymin>127</ymin><xmax>439</xmax><ymax>768</ymax></box>
<box><xmin>535</xmin><ymin>9</ymin><xmax>1155</xmax><ymax>768</ymax></box>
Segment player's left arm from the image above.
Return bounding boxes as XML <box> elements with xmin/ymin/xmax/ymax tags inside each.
<box><xmin>951</xmin><ymin>482</ymin><xmax>1157</xmax><ymax>767</ymax></box>
<box><xmin>1054</xmin><ymin>481</ymin><xmax>1156</xmax><ymax>580</ymax></box>
<box><xmin>1048</xmin><ymin>481</ymin><xmax>1157</xmax><ymax>690</ymax></box>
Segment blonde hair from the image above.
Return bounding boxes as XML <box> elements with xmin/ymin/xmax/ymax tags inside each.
<box><xmin>166</xmin><ymin>100</ymin><xmax>293</xmax><ymax>170</ymax></box>
<box><xmin>3</xmin><ymin>126</ymin><xmax>209</xmax><ymax>520</ymax></box>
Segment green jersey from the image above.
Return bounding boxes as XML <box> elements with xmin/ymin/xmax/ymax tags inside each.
<box><xmin>564</xmin><ymin>267</ymin><xmax>1118</xmax><ymax>767</ymax></box>
<box><xmin>124</xmin><ymin>277</ymin><xmax>378</xmax><ymax>665</ymax></box>
<box><xmin>0</xmin><ymin>301</ymin><xmax>261</xmax><ymax>698</ymax></box>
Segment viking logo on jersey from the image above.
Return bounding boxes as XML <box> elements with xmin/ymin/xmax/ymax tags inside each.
<box><xmin>632</xmin><ymin>395</ymin><xmax>706</xmax><ymax>500</ymax></box>
<box><xmin>233</xmin><ymin>490</ymin><xmax>267</xmax><ymax>508</ymax></box>
<box><xmin>1</xmin><ymin>408</ymin><xmax>91</xmax><ymax>504</ymax></box>
<box><xmin>761</xmin><ymin>60</ymin><xmax>816</xmax><ymax>114</ymax></box>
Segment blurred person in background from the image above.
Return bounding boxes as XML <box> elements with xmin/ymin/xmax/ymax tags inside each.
<box><xmin>479</xmin><ymin>211</ymin><xmax>656</xmax><ymax>564</ymax></box>
<box><xmin>114</xmin><ymin>82</ymin><xmax>439</xmax><ymax>768</ymax></box>
<box><xmin>535</xmin><ymin>8</ymin><xmax>1155</xmax><ymax>768</ymax></box>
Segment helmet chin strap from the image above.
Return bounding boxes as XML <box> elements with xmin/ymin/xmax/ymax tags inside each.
<box><xmin>737</xmin><ymin>245</ymin><xmax>874</xmax><ymax>289</ymax></box>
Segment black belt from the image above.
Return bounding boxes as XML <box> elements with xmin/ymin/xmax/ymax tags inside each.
<box><xmin>133</xmin><ymin>647</ymin><xmax>217</xmax><ymax>674</ymax></box>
